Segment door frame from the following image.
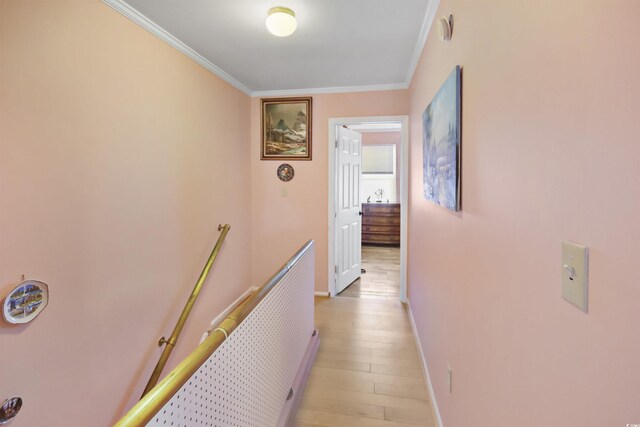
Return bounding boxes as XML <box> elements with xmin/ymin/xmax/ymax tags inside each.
<box><xmin>328</xmin><ymin>115</ymin><xmax>409</xmax><ymax>302</ymax></box>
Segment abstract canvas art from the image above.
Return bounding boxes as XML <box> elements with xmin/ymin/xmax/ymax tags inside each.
<box><xmin>422</xmin><ymin>65</ymin><xmax>461</xmax><ymax>211</ymax></box>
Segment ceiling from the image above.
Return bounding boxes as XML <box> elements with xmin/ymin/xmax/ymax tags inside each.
<box><xmin>104</xmin><ymin>0</ymin><xmax>439</xmax><ymax>96</ymax></box>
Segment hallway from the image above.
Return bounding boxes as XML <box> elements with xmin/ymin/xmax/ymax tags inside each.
<box><xmin>292</xmin><ymin>296</ymin><xmax>435</xmax><ymax>426</ymax></box>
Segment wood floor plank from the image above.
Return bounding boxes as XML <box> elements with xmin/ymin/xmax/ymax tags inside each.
<box><xmin>299</xmin><ymin>396</ymin><xmax>385</xmax><ymax>420</ymax></box>
<box><xmin>321</xmin><ymin>325</ymin><xmax>415</xmax><ymax>338</ymax></box>
<box><xmin>315</xmin><ymin>344</ymin><xmax>420</xmax><ymax>361</ymax></box>
<box><xmin>318</xmin><ymin>336</ymin><xmax>343</xmax><ymax>347</ymax></box>
<box><xmin>375</xmin><ymin>382</ymin><xmax>429</xmax><ymax>401</ymax></box>
<box><xmin>295</xmin><ymin>408</ymin><xmax>425</xmax><ymax>427</ymax></box>
<box><xmin>334</xmin><ymin>310</ymin><xmax>410</xmax><ymax>320</ymax></box>
<box><xmin>320</xmin><ymin>342</ymin><xmax>419</xmax><ymax>360</ymax></box>
<box><xmin>349</xmin><ymin>322</ymin><xmax>413</xmax><ymax>333</ymax></box>
<box><xmin>301</xmin><ymin>387</ymin><xmax>431</xmax><ymax>412</ymax></box>
<box><xmin>290</xmin><ymin>422</ymin><xmax>326</xmax><ymax>427</ymax></box>
<box><xmin>306</xmin><ymin>374</ymin><xmax>375</xmax><ymax>393</ymax></box>
<box><xmin>310</xmin><ymin>361</ymin><xmax>425</xmax><ymax>388</ymax></box>
<box><xmin>320</xmin><ymin>328</ymin><xmax>416</xmax><ymax>344</ymax></box>
<box><xmin>384</xmin><ymin>407</ymin><xmax>436</xmax><ymax>427</ymax></box>
<box><xmin>317</xmin><ymin>349</ymin><xmax>421</xmax><ymax>369</ymax></box>
<box><xmin>340</xmin><ymin>338</ymin><xmax>416</xmax><ymax>351</ymax></box>
<box><xmin>313</xmin><ymin>356</ymin><xmax>371</xmax><ymax>372</ymax></box>
<box><xmin>371</xmin><ymin>363</ymin><xmax>423</xmax><ymax>378</ymax></box>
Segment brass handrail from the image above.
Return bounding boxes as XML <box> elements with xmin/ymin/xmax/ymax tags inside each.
<box><xmin>140</xmin><ymin>223</ymin><xmax>231</xmax><ymax>398</ymax></box>
<box><xmin>114</xmin><ymin>239</ymin><xmax>315</xmax><ymax>427</ymax></box>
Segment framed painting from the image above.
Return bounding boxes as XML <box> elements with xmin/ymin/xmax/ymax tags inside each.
<box><xmin>422</xmin><ymin>65</ymin><xmax>461</xmax><ymax>211</ymax></box>
<box><xmin>261</xmin><ymin>97</ymin><xmax>312</xmax><ymax>160</ymax></box>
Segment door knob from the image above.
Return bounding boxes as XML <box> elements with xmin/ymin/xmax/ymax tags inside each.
<box><xmin>359</xmin><ymin>211</ymin><xmax>363</xmax><ymax>216</ymax></box>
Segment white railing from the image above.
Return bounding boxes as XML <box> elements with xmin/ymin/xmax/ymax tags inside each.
<box><xmin>116</xmin><ymin>240</ymin><xmax>317</xmax><ymax>427</ymax></box>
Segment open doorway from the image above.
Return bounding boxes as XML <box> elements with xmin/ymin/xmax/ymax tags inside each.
<box><xmin>344</xmin><ymin>125</ymin><xmax>401</xmax><ymax>298</ymax></box>
<box><xmin>327</xmin><ymin>116</ymin><xmax>409</xmax><ymax>302</ymax></box>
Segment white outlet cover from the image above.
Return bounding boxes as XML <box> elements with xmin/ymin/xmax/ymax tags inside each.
<box><xmin>561</xmin><ymin>240</ymin><xmax>588</xmax><ymax>313</ymax></box>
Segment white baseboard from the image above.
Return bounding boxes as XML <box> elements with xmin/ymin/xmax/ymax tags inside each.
<box><xmin>200</xmin><ymin>286</ymin><xmax>258</xmax><ymax>343</ymax></box>
<box><xmin>314</xmin><ymin>291</ymin><xmax>330</xmax><ymax>297</ymax></box>
<box><xmin>407</xmin><ymin>299</ymin><xmax>443</xmax><ymax>427</ymax></box>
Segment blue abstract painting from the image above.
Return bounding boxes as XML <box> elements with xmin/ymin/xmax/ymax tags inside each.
<box><xmin>422</xmin><ymin>65</ymin><xmax>461</xmax><ymax>211</ymax></box>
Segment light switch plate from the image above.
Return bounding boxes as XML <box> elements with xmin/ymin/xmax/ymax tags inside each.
<box><xmin>561</xmin><ymin>240</ymin><xmax>588</xmax><ymax>313</ymax></box>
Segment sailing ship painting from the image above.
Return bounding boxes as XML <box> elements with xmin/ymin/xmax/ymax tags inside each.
<box><xmin>261</xmin><ymin>97</ymin><xmax>312</xmax><ymax>160</ymax></box>
<box><xmin>422</xmin><ymin>66</ymin><xmax>461</xmax><ymax>211</ymax></box>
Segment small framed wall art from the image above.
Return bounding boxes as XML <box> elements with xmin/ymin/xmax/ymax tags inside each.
<box><xmin>261</xmin><ymin>97</ymin><xmax>312</xmax><ymax>160</ymax></box>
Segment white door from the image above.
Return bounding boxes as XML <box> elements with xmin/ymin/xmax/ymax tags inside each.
<box><xmin>336</xmin><ymin>126</ymin><xmax>362</xmax><ymax>294</ymax></box>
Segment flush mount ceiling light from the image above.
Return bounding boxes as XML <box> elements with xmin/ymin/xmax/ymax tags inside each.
<box><xmin>266</xmin><ymin>6</ymin><xmax>297</xmax><ymax>37</ymax></box>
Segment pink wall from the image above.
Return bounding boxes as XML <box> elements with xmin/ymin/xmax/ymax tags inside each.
<box><xmin>362</xmin><ymin>131</ymin><xmax>401</xmax><ymax>200</ymax></box>
<box><xmin>408</xmin><ymin>1</ymin><xmax>640</xmax><ymax>426</ymax></box>
<box><xmin>0</xmin><ymin>1</ymin><xmax>251</xmax><ymax>426</ymax></box>
<box><xmin>250</xmin><ymin>92</ymin><xmax>408</xmax><ymax>292</ymax></box>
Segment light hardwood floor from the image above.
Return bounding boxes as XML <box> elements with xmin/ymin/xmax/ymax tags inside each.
<box><xmin>292</xmin><ymin>296</ymin><xmax>436</xmax><ymax>427</ymax></box>
<box><xmin>339</xmin><ymin>245</ymin><xmax>400</xmax><ymax>299</ymax></box>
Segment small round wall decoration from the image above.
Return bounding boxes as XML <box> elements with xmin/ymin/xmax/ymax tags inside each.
<box><xmin>0</xmin><ymin>397</ymin><xmax>22</xmax><ymax>424</ymax></box>
<box><xmin>277</xmin><ymin>163</ymin><xmax>294</xmax><ymax>182</ymax></box>
<box><xmin>2</xmin><ymin>280</ymin><xmax>49</xmax><ymax>325</ymax></box>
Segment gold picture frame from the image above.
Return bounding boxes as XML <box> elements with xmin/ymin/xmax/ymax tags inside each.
<box><xmin>261</xmin><ymin>97</ymin><xmax>312</xmax><ymax>160</ymax></box>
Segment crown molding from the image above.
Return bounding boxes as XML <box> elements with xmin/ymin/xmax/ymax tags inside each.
<box><xmin>349</xmin><ymin>125</ymin><xmax>402</xmax><ymax>133</ymax></box>
<box><xmin>101</xmin><ymin>0</ymin><xmax>252</xmax><ymax>96</ymax></box>
<box><xmin>404</xmin><ymin>0</ymin><xmax>440</xmax><ymax>87</ymax></box>
<box><xmin>355</xmin><ymin>128</ymin><xmax>402</xmax><ymax>133</ymax></box>
<box><xmin>349</xmin><ymin>122</ymin><xmax>402</xmax><ymax>132</ymax></box>
<box><xmin>251</xmin><ymin>82</ymin><xmax>409</xmax><ymax>98</ymax></box>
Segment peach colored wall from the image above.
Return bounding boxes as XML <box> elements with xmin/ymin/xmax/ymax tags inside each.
<box><xmin>362</xmin><ymin>131</ymin><xmax>401</xmax><ymax>201</ymax></box>
<box><xmin>250</xmin><ymin>92</ymin><xmax>408</xmax><ymax>292</ymax></box>
<box><xmin>0</xmin><ymin>1</ymin><xmax>251</xmax><ymax>426</ymax></box>
<box><xmin>408</xmin><ymin>1</ymin><xmax>640</xmax><ymax>426</ymax></box>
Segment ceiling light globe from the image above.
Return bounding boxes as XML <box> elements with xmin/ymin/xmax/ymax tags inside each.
<box><xmin>266</xmin><ymin>7</ymin><xmax>297</xmax><ymax>37</ymax></box>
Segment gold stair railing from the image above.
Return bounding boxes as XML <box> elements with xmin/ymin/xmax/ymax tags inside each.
<box><xmin>140</xmin><ymin>223</ymin><xmax>231</xmax><ymax>398</ymax></box>
<box><xmin>113</xmin><ymin>239</ymin><xmax>315</xmax><ymax>427</ymax></box>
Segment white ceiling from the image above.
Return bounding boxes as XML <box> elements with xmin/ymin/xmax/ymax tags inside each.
<box><xmin>104</xmin><ymin>0</ymin><xmax>439</xmax><ymax>96</ymax></box>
